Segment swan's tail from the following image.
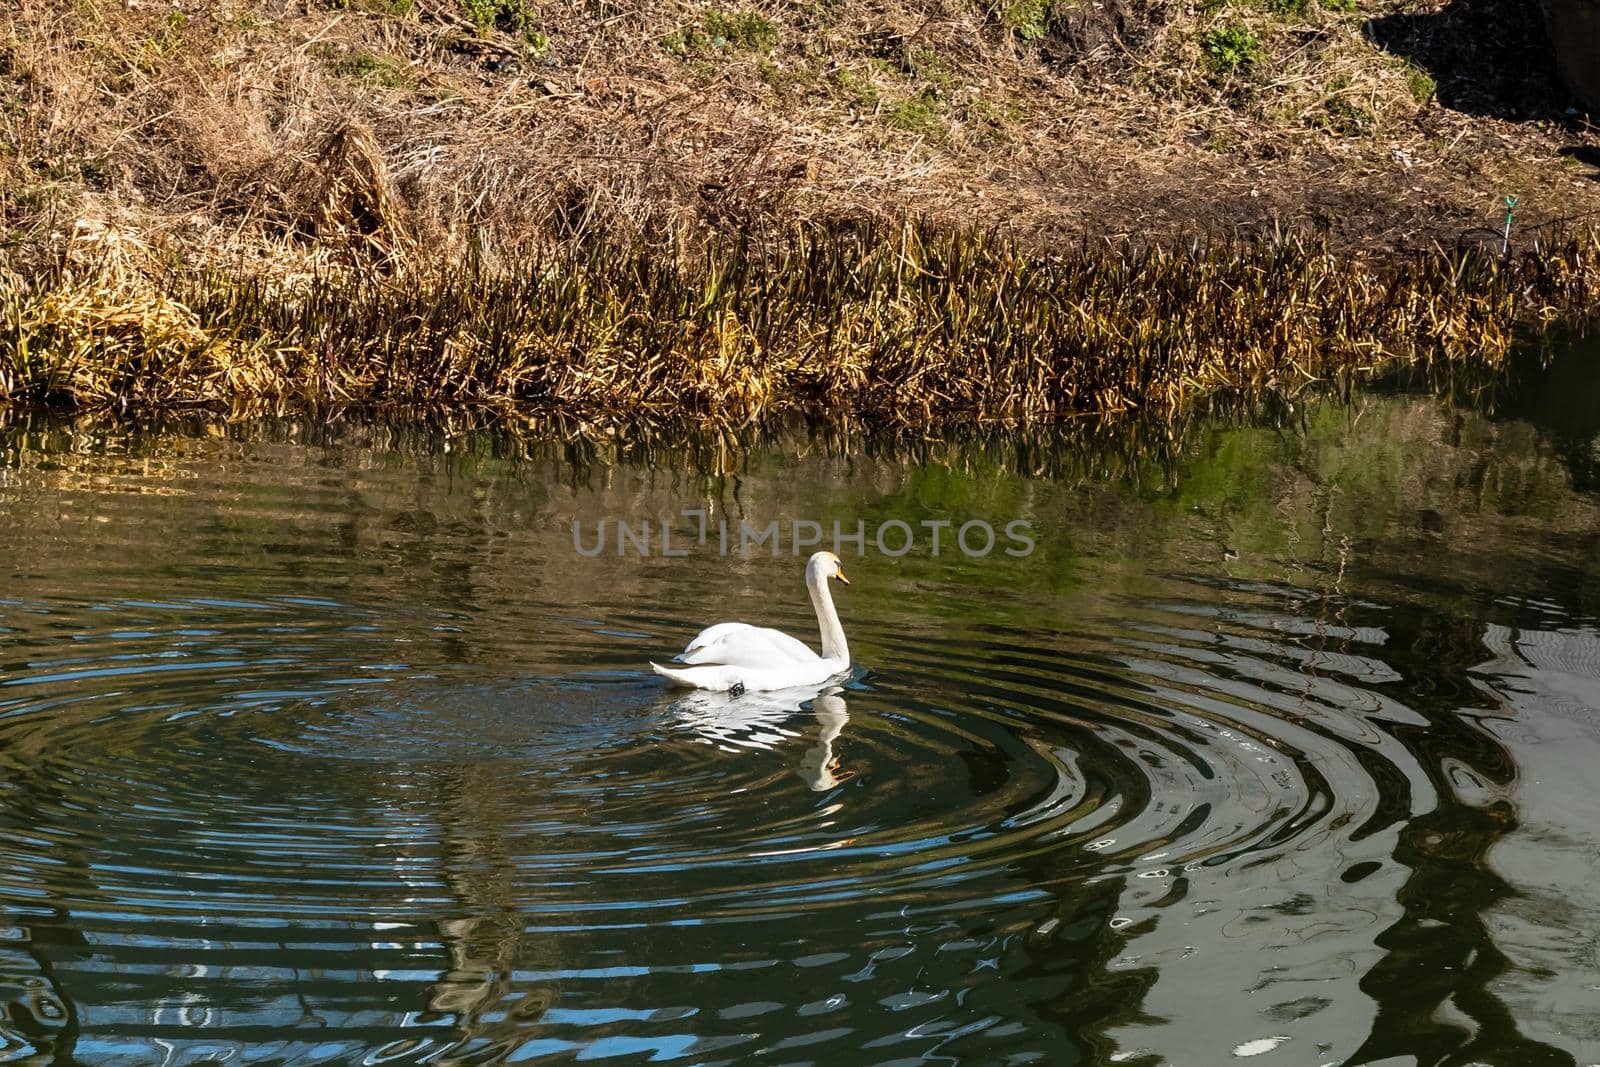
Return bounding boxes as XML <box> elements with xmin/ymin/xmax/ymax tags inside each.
<box><xmin>650</xmin><ymin>661</ymin><xmax>741</xmax><ymax>691</ymax></box>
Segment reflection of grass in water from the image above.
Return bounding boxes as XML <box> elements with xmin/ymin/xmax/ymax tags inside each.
<box><xmin>2</xmin><ymin>363</ymin><xmax>1596</xmax><ymax>630</ymax></box>
<box><xmin>1153</xmin><ymin>392</ymin><xmax>1593</xmax><ymax>578</ymax></box>
<box><xmin>2</xmin><ymin>222</ymin><xmax>1594</xmax><ymax>424</ymax></box>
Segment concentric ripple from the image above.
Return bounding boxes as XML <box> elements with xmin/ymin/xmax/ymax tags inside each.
<box><xmin>2</xmin><ymin>407</ymin><xmax>1597</xmax><ymax>1065</ymax></box>
<box><xmin>0</xmin><ymin>585</ymin><xmax>1419</xmax><ymax>1066</ymax></box>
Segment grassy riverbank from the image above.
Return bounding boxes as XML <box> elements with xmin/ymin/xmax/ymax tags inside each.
<box><xmin>3</xmin><ymin>0</ymin><xmax>1598</xmax><ymax>423</ymax></box>
<box><xmin>3</xmin><ymin>222</ymin><xmax>1594</xmax><ymax>424</ymax></box>
<box><xmin>5</xmin><ymin>0</ymin><xmax>1599</xmax><ymax>254</ymax></box>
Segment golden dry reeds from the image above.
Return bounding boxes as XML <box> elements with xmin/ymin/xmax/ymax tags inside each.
<box><xmin>2</xmin><ymin>221</ymin><xmax>1594</xmax><ymax>425</ymax></box>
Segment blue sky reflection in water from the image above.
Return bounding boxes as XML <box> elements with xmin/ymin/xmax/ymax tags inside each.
<box><xmin>1</xmin><ymin>343</ymin><xmax>1600</xmax><ymax>1065</ymax></box>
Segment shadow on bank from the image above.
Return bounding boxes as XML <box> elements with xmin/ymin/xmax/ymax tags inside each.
<box><xmin>1363</xmin><ymin>0</ymin><xmax>1591</xmax><ymax>119</ymax></box>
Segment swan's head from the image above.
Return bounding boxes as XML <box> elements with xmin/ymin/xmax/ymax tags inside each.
<box><xmin>807</xmin><ymin>550</ymin><xmax>849</xmax><ymax>585</ymax></box>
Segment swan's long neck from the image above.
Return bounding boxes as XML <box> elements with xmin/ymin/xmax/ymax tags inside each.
<box><xmin>807</xmin><ymin>571</ymin><xmax>849</xmax><ymax>666</ymax></box>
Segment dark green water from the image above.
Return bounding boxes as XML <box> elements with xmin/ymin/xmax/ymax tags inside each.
<box><xmin>1</xmin><ymin>344</ymin><xmax>1599</xmax><ymax>1066</ymax></box>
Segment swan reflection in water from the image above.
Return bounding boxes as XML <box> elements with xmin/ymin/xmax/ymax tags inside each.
<box><xmin>667</xmin><ymin>685</ymin><xmax>853</xmax><ymax>791</ymax></box>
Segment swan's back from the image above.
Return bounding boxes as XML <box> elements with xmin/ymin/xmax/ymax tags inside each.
<box><xmin>677</xmin><ymin>623</ymin><xmax>819</xmax><ymax>670</ymax></box>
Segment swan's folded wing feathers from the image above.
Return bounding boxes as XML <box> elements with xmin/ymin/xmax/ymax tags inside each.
<box><xmin>681</xmin><ymin>626</ymin><xmax>819</xmax><ymax>671</ymax></box>
<box><xmin>677</xmin><ymin>622</ymin><xmax>754</xmax><ymax>662</ymax></box>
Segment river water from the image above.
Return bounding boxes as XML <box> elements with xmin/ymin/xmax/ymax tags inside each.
<box><xmin>1</xmin><ymin>341</ymin><xmax>1598</xmax><ymax>1066</ymax></box>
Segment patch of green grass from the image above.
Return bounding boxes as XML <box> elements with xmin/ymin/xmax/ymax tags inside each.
<box><xmin>0</xmin><ymin>90</ymin><xmax>27</xmax><ymax>127</ymax></box>
<box><xmin>123</xmin><ymin>10</ymin><xmax>189</xmax><ymax>71</ymax></box>
<box><xmin>885</xmin><ymin>88</ymin><xmax>941</xmax><ymax>138</ymax></box>
<box><xmin>77</xmin><ymin>158</ymin><xmax>109</xmax><ymax>189</ymax></box>
<box><xmin>331</xmin><ymin>49</ymin><xmax>414</xmax><ymax>87</ymax></box>
<box><xmin>965</xmin><ymin>97</ymin><xmax>1000</xmax><ymax>125</ymax></box>
<box><xmin>1320</xmin><ymin>0</ymin><xmax>1358</xmax><ymax>10</ymax></box>
<box><xmin>828</xmin><ymin>67</ymin><xmax>879</xmax><ymax>109</ymax></box>
<box><xmin>1202</xmin><ymin>23</ymin><xmax>1264</xmax><ymax>74</ymax></box>
<box><xmin>704</xmin><ymin>9</ymin><xmax>778</xmax><ymax>50</ymax></box>
<box><xmin>664</xmin><ymin>8</ymin><xmax>777</xmax><ymax>55</ymax></box>
<box><xmin>864</xmin><ymin>56</ymin><xmax>905</xmax><ymax>83</ymax></box>
<box><xmin>1317</xmin><ymin>74</ymin><xmax>1373</xmax><ymax>135</ymax></box>
<box><xmin>1322</xmin><ymin>96</ymin><xmax>1372</xmax><ymax>134</ymax></box>
<box><xmin>1267</xmin><ymin>0</ymin><xmax>1308</xmax><ymax>16</ymax></box>
<box><xmin>660</xmin><ymin>28</ymin><xmax>695</xmax><ymax>55</ymax></box>
<box><xmin>909</xmin><ymin>47</ymin><xmax>959</xmax><ymax>93</ymax></box>
<box><xmin>1405</xmin><ymin>64</ymin><xmax>1436</xmax><ymax>104</ymax></box>
<box><xmin>460</xmin><ymin>0</ymin><xmax>545</xmax><ymax>46</ymax></box>
<box><xmin>461</xmin><ymin>0</ymin><xmax>497</xmax><ymax>30</ymax></box>
<box><xmin>1207</xmin><ymin>127</ymin><xmax>1243</xmax><ymax>153</ymax></box>
<box><xmin>8</xmin><ymin>182</ymin><xmax>60</xmax><ymax>215</ymax></box>
<box><xmin>1001</xmin><ymin>0</ymin><xmax>1050</xmax><ymax>40</ymax></box>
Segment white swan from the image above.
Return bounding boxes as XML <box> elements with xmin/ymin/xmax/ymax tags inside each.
<box><xmin>650</xmin><ymin>551</ymin><xmax>851</xmax><ymax>692</ymax></box>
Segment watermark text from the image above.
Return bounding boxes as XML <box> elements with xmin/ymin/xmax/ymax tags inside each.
<box><xmin>573</xmin><ymin>513</ymin><xmax>1035</xmax><ymax>558</ymax></box>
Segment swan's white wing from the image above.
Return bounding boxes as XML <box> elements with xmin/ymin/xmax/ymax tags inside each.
<box><xmin>678</xmin><ymin>624</ymin><xmax>819</xmax><ymax>670</ymax></box>
<box><xmin>678</xmin><ymin>622</ymin><xmax>752</xmax><ymax>657</ymax></box>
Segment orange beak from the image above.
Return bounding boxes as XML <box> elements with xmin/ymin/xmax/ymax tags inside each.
<box><xmin>836</xmin><ymin>569</ymin><xmax>849</xmax><ymax>585</ymax></box>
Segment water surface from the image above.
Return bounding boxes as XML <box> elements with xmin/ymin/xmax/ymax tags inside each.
<box><xmin>2</xmin><ymin>348</ymin><xmax>1599</xmax><ymax>1065</ymax></box>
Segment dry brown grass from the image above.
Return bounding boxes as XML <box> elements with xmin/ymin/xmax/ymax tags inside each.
<box><xmin>3</xmin><ymin>0</ymin><xmax>1598</xmax><ymax>271</ymax></box>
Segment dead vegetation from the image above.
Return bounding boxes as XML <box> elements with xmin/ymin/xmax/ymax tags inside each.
<box><xmin>1</xmin><ymin>0</ymin><xmax>1598</xmax><ymax>424</ymax></box>
<box><xmin>3</xmin><ymin>219</ymin><xmax>1594</xmax><ymax>423</ymax></box>
<box><xmin>2</xmin><ymin>0</ymin><xmax>1598</xmax><ymax>267</ymax></box>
